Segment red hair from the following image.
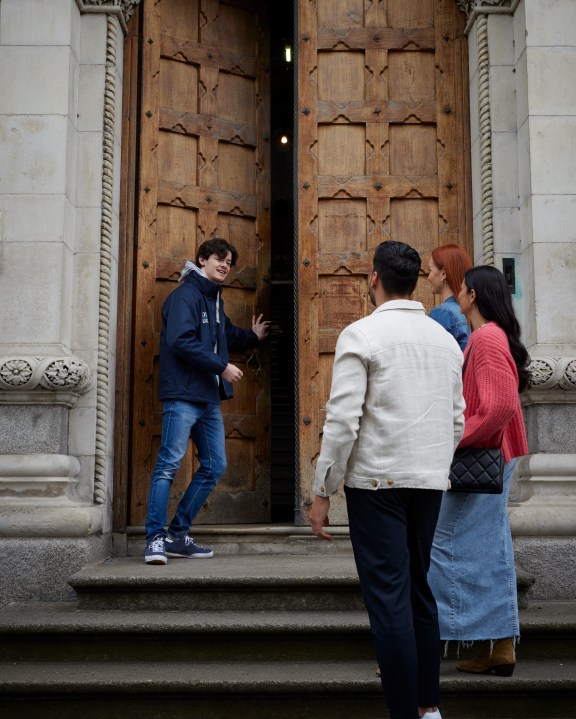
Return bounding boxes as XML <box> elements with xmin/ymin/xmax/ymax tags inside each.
<box><xmin>431</xmin><ymin>244</ymin><xmax>473</xmax><ymax>298</ymax></box>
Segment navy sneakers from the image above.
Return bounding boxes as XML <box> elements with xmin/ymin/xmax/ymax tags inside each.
<box><xmin>144</xmin><ymin>534</ymin><xmax>167</xmax><ymax>564</ymax></box>
<box><xmin>165</xmin><ymin>535</ymin><xmax>214</xmax><ymax>558</ymax></box>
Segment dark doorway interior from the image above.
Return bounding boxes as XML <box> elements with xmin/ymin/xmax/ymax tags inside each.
<box><xmin>269</xmin><ymin>2</ymin><xmax>295</xmax><ymax>522</ymax></box>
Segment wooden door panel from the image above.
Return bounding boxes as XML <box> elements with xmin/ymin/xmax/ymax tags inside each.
<box><xmin>297</xmin><ymin>0</ymin><xmax>471</xmax><ymax>524</ymax></box>
<box><xmin>130</xmin><ymin>0</ymin><xmax>270</xmax><ymax>526</ymax></box>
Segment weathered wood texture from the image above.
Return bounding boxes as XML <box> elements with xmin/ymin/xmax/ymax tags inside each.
<box><xmin>130</xmin><ymin>0</ymin><xmax>271</xmax><ymax>526</ymax></box>
<box><xmin>296</xmin><ymin>0</ymin><xmax>471</xmax><ymax>523</ymax></box>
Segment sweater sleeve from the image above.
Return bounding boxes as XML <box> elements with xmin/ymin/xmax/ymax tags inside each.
<box><xmin>459</xmin><ymin>327</ymin><xmax>519</xmax><ymax>448</ymax></box>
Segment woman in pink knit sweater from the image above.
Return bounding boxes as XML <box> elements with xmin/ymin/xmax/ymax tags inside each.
<box><xmin>428</xmin><ymin>265</ymin><xmax>530</xmax><ymax>677</ymax></box>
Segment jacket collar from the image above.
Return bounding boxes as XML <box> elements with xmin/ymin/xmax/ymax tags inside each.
<box><xmin>373</xmin><ymin>299</ymin><xmax>425</xmax><ymax>314</ymax></box>
<box><xmin>184</xmin><ymin>266</ymin><xmax>220</xmax><ymax>298</ymax></box>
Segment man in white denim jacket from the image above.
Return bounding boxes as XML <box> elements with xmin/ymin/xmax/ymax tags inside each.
<box><xmin>310</xmin><ymin>241</ymin><xmax>465</xmax><ymax>719</ymax></box>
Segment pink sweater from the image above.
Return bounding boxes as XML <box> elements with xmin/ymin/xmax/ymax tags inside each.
<box><xmin>459</xmin><ymin>322</ymin><xmax>528</xmax><ymax>462</ymax></box>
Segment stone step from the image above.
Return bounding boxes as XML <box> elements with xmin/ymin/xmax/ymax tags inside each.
<box><xmin>68</xmin><ymin>554</ymin><xmax>537</xmax><ymax>613</ymax></box>
<box><xmin>124</xmin><ymin>524</ymin><xmax>355</xmax><ymax>556</ymax></box>
<box><xmin>0</xmin><ymin>659</ymin><xmax>574</xmax><ymax>719</ymax></box>
<box><xmin>0</xmin><ymin>606</ymin><xmax>373</xmax><ymax>662</ymax></box>
<box><xmin>69</xmin><ymin>554</ymin><xmax>366</xmax><ymax>611</ymax></box>
<box><xmin>1</xmin><ymin>602</ymin><xmax>574</xmax><ymax>663</ymax></box>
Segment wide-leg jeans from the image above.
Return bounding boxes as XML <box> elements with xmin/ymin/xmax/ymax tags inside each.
<box><xmin>145</xmin><ymin>400</ymin><xmax>226</xmax><ymax>541</ymax></box>
<box><xmin>345</xmin><ymin>485</ymin><xmax>443</xmax><ymax>719</ymax></box>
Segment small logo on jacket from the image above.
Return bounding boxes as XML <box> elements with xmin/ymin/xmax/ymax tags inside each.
<box><xmin>202</xmin><ymin>311</ymin><xmax>208</xmax><ymax>324</ymax></box>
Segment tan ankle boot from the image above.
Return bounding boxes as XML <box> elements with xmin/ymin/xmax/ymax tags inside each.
<box><xmin>456</xmin><ymin>638</ymin><xmax>516</xmax><ymax>677</ymax></box>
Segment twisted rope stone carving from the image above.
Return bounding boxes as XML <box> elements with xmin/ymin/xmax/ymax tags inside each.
<box><xmin>0</xmin><ymin>357</ymin><xmax>92</xmax><ymax>393</ymax></box>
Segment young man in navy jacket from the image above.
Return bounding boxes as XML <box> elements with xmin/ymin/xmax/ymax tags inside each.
<box><xmin>144</xmin><ymin>238</ymin><xmax>270</xmax><ymax>564</ymax></box>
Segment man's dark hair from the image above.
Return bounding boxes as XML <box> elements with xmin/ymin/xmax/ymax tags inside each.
<box><xmin>373</xmin><ymin>241</ymin><xmax>421</xmax><ymax>296</ymax></box>
<box><xmin>195</xmin><ymin>237</ymin><xmax>238</xmax><ymax>267</ymax></box>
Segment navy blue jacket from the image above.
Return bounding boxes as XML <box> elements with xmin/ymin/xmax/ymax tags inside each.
<box><xmin>157</xmin><ymin>270</ymin><xmax>259</xmax><ymax>404</ymax></box>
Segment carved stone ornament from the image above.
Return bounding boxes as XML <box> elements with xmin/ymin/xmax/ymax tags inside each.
<box><xmin>528</xmin><ymin>357</ymin><xmax>576</xmax><ymax>392</ymax></box>
<box><xmin>0</xmin><ymin>356</ymin><xmax>92</xmax><ymax>396</ymax></box>
<box><xmin>80</xmin><ymin>0</ymin><xmax>142</xmax><ymax>24</ymax></box>
<box><xmin>456</xmin><ymin>0</ymin><xmax>512</xmax><ymax>18</ymax></box>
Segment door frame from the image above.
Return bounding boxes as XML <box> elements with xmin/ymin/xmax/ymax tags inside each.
<box><xmin>114</xmin><ymin>7</ymin><xmax>140</xmax><ymax>533</ymax></box>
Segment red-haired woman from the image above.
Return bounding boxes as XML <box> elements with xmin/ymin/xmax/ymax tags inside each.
<box><xmin>427</xmin><ymin>244</ymin><xmax>473</xmax><ymax>350</ymax></box>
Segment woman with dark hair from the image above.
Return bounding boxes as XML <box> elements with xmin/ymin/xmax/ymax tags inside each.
<box><xmin>427</xmin><ymin>244</ymin><xmax>473</xmax><ymax>350</ymax></box>
<box><xmin>428</xmin><ymin>265</ymin><xmax>530</xmax><ymax>676</ymax></box>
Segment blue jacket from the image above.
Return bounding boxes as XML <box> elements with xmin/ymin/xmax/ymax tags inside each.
<box><xmin>157</xmin><ymin>269</ymin><xmax>259</xmax><ymax>404</ymax></box>
<box><xmin>429</xmin><ymin>296</ymin><xmax>470</xmax><ymax>351</ymax></box>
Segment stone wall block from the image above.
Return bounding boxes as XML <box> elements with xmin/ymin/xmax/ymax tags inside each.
<box><xmin>0</xmin><ymin>242</ymin><xmax>66</xmax><ymax>345</ymax></box>
<box><xmin>491</xmin><ymin>131</ymin><xmax>519</xmax><ymax>208</ymax></box>
<box><xmin>0</xmin><ymin>406</ymin><xmax>68</xmax><ymax>454</ymax></box>
<box><xmin>0</xmin><ymin>46</ymin><xmax>72</xmax><ymax>115</ymax></box>
<box><xmin>515</xmin><ymin>49</ymin><xmax>529</xmax><ymax>132</ymax></box>
<box><xmin>0</xmin><ymin>0</ymin><xmax>76</xmax><ymax>46</ymax></box>
<box><xmin>487</xmin><ymin>14</ymin><xmax>514</xmax><ymax>66</ymax></box>
<box><xmin>516</xmin><ymin>119</ymin><xmax>531</xmax><ymax>208</ymax></box>
<box><xmin>0</xmin><ymin>534</ymin><xmax>111</xmax><ymax>607</ymax></box>
<box><xmin>68</xmin><ymin>406</ymin><xmax>97</xmax><ymax>457</ymax></box>
<box><xmin>78</xmin><ymin>65</ymin><xmax>106</xmax><ymax>132</ymax></box>
<box><xmin>72</xmin><ymin>251</ymin><xmax>102</xmax><ymax>351</ymax></box>
<box><xmin>74</xmin><ymin>206</ymin><xmax>102</xmax><ymax>254</ymax></box>
<box><xmin>490</xmin><ymin>66</ymin><xmax>516</xmax><ymax>133</ymax></box>
<box><xmin>0</xmin><ymin>195</ymin><xmax>74</xmax><ymax>247</ymax></box>
<box><xmin>75</xmin><ymin>130</ymin><xmax>104</xmax><ymax>207</ymax></box>
<box><xmin>0</xmin><ymin>116</ymin><xmax>68</xmax><ymax>194</ymax></box>
<box><xmin>533</xmin><ymin>243</ymin><xmax>576</xmax><ymax>346</ymax></box>
<box><xmin>527</xmin><ymin>47</ymin><xmax>576</xmax><ymax>117</ymax></box>
<box><xmin>532</xmin><ymin>195</ymin><xmax>576</xmax><ymax>244</ymax></box>
<box><xmin>524</xmin><ymin>0</ymin><xmax>576</xmax><ymax>47</ymax></box>
<box><xmin>530</xmin><ymin>117</ymin><xmax>576</xmax><ymax>195</ymax></box>
<box><xmin>80</xmin><ymin>13</ymin><xmax>108</xmax><ymax>64</ymax></box>
<box><xmin>492</xmin><ymin>208</ymin><xmax>521</xmax><ymax>254</ymax></box>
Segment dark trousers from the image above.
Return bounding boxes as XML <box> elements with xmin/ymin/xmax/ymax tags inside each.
<box><xmin>345</xmin><ymin>486</ymin><xmax>443</xmax><ymax>719</ymax></box>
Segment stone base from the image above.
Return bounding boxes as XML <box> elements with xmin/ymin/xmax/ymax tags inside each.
<box><xmin>0</xmin><ymin>534</ymin><xmax>111</xmax><ymax>607</ymax></box>
<box><xmin>514</xmin><ymin>535</ymin><xmax>576</xmax><ymax>600</ymax></box>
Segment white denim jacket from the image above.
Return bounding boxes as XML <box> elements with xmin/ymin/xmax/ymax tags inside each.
<box><xmin>314</xmin><ymin>300</ymin><xmax>465</xmax><ymax>497</ymax></box>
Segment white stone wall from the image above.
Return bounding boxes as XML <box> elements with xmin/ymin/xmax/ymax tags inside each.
<box><xmin>515</xmin><ymin>0</ymin><xmax>576</xmax><ymax>356</ymax></box>
<box><xmin>0</xmin><ymin>0</ymin><xmax>124</xmax><ymax>533</ymax></box>
<box><xmin>0</xmin><ymin>0</ymin><xmax>81</xmax><ymax>355</ymax></box>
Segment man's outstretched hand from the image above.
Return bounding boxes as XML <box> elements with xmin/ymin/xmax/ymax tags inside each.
<box><xmin>252</xmin><ymin>314</ymin><xmax>271</xmax><ymax>341</ymax></box>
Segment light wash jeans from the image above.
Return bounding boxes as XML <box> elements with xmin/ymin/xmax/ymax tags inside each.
<box><xmin>145</xmin><ymin>400</ymin><xmax>226</xmax><ymax>541</ymax></box>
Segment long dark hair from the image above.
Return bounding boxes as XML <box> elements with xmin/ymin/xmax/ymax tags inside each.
<box><xmin>464</xmin><ymin>265</ymin><xmax>531</xmax><ymax>392</ymax></box>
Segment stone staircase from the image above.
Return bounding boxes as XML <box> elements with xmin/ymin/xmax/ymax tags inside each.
<box><xmin>0</xmin><ymin>550</ymin><xmax>575</xmax><ymax>719</ymax></box>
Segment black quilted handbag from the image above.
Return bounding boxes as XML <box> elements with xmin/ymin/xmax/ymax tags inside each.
<box><xmin>449</xmin><ymin>446</ymin><xmax>504</xmax><ymax>494</ymax></box>
<box><xmin>448</xmin><ymin>337</ymin><xmax>505</xmax><ymax>494</ymax></box>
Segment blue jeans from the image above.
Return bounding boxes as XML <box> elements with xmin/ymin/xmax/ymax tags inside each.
<box><xmin>145</xmin><ymin>400</ymin><xmax>226</xmax><ymax>541</ymax></box>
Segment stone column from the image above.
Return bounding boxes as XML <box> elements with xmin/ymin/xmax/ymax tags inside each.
<box><xmin>461</xmin><ymin>0</ymin><xmax>576</xmax><ymax>599</ymax></box>
<box><xmin>0</xmin><ymin>0</ymin><xmax>139</xmax><ymax>604</ymax></box>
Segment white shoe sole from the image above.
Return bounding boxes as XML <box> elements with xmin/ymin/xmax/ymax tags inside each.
<box><xmin>165</xmin><ymin>551</ymin><xmax>214</xmax><ymax>558</ymax></box>
<box><xmin>144</xmin><ymin>555</ymin><xmax>167</xmax><ymax>564</ymax></box>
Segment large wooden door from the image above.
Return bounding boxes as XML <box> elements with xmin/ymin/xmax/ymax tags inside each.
<box><xmin>130</xmin><ymin>0</ymin><xmax>270</xmax><ymax>525</ymax></box>
<box><xmin>296</xmin><ymin>0</ymin><xmax>471</xmax><ymax>523</ymax></box>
